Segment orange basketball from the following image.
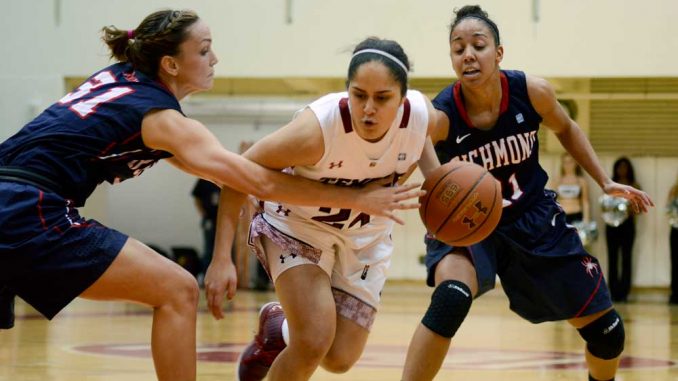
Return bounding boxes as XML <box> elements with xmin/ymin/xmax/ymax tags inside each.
<box><xmin>419</xmin><ymin>161</ymin><xmax>502</xmax><ymax>246</ymax></box>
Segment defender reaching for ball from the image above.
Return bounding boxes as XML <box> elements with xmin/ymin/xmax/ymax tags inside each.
<box><xmin>402</xmin><ymin>5</ymin><xmax>653</xmax><ymax>381</ymax></box>
<box><xmin>206</xmin><ymin>37</ymin><xmax>441</xmax><ymax>381</ymax></box>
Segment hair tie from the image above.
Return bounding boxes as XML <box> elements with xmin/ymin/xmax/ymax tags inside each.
<box><xmin>127</xmin><ymin>29</ymin><xmax>135</xmax><ymax>39</ymax></box>
<box><xmin>351</xmin><ymin>49</ymin><xmax>408</xmax><ymax>73</ymax></box>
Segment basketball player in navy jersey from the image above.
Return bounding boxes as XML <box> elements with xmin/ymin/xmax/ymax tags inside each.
<box><xmin>208</xmin><ymin>37</ymin><xmax>440</xmax><ymax>381</ymax></box>
<box><xmin>401</xmin><ymin>6</ymin><xmax>653</xmax><ymax>381</ymax></box>
<box><xmin>0</xmin><ymin>10</ymin><xmax>423</xmax><ymax>381</ymax></box>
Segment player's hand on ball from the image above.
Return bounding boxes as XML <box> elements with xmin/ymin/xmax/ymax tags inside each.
<box><xmin>357</xmin><ymin>176</ymin><xmax>425</xmax><ymax>225</ymax></box>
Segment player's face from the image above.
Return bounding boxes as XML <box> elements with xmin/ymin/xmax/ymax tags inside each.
<box><xmin>449</xmin><ymin>18</ymin><xmax>503</xmax><ymax>88</ymax></box>
<box><xmin>347</xmin><ymin>61</ymin><xmax>404</xmax><ymax>142</ymax></box>
<box><xmin>174</xmin><ymin>20</ymin><xmax>218</xmax><ymax>95</ymax></box>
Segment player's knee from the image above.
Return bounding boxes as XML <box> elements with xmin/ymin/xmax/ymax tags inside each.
<box><xmin>577</xmin><ymin>309</ymin><xmax>625</xmax><ymax>360</ymax></box>
<box><xmin>421</xmin><ymin>280</ymin><xmax>472</xmax><ymax>338</ymax></box>
<box><xmin>321</xmin><ymin>352</ymin><xmax>357</xmax><ymax>374</ymax></box>
<box><xmin>293</xmin><ymin>328</ymin><xmax>334</xmax><ymax>361</ymax></box>
<box><xmin>169</xmin><ymin>271</ymin><xmax>200</xmax><ymax>311</ymax></box>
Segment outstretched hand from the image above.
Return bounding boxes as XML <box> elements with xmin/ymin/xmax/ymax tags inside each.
<box><xmin>203</xmin><ymin>260</ymin><xmax>238</xmax><ymax>320</ymax></box>
<box><xmin>603</xmin><ymin>182</ymin><xmax>654</xmax><ymax>214</ymax></box>
<box><xmin>355</xmin><ymin>176</ymin><xmax>426</xmax><ymax>225</ymax></box>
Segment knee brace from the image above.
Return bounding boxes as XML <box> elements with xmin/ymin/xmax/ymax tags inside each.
<box><xmin>421</xmin><ymin>280</ymin><xmax>472</xmax><ymax>338</ymax></box>
<box><xmin>577</xmin><ymin>309</ymin><xmax>625</xmax><ymax>360</ymax></box>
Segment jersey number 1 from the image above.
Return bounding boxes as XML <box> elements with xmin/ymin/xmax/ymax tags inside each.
<box><xmin>503</xmin><ymin>173</ymin><xmax>524</xmax><ymax>207</ymax></box>
<box><xmin>58</xmin><ymin>71</ymin><xmax>134</xmax><ymax>118</ymax></box>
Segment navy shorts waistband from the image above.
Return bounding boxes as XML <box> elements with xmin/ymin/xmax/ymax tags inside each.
<box><xmin>0</xmin><ymin>167</ymin><xmax>62</xmax><ymax>195</ymax></box>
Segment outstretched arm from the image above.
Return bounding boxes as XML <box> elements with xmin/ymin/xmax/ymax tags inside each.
<box><xmin>155</xmin><ymin>108</ymin><xmax>424</xmax><ymax>318</ymax></box>
<box><xmin>526</xmin><ymin>75</ymin><xmax>654</xmax><ymax>213</ymax></box>
<box><xmin>142</xmin><ymin>109</ymin><xmax>424</xmax><ymax>218</ymax></box>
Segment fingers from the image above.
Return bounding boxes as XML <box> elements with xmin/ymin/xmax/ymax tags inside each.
<box><xmin>394</xmin><ymin>188</ymin><xmax>426</xmax><ymax>202</ymax></box>
<box><xmin>395</xmin><ymin>182</ymin><xmax>422</xmax><ymax>193</ymax></box>
<box><xmin>226</xmin><ymin>278</ymin><xmax>237</xmax><ymax>300</ymax></box>
<box><xmin>639</xmin><ymin>190</ymin><xmax>654</xmax><ymax>207</ymax></box>
<box><xmin>388</xmin><ymin>212</ymin><xmax>406</xmax><ymax>225</ymax></box>
<box><xmin>206</xmin><ymin>286</ymin><xmax>224</xmax><ymax>320</ymax></box>
<box><xmin>394</xmin><ymin>201</ymin><xmax>421</xmax><ymax>210</ymax></box>
<box><xmin>628</xmin><ymin>188</ymin><xmax>653</xmax><ymax>213</ymax></box>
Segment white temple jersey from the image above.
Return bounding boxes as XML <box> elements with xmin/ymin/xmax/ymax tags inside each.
<box><xmin>261</xmin><ymin>89</ymin><xmax>429</xmax><ymax>249</ymax></box>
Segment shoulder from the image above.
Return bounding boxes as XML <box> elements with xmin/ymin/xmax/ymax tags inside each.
<box><xmin>308</xmin><ymin>92</ymin><xmax>347</xmax><ymax>111</ymax></box>
<box><xmin>306</xmin><ymin>92</ymin><xmax>347</xmax><ymax>125</ymax></box>
<box><xmin>405</xmin><ymin>89</ymin><xmax>428</xmax><ymax>113</ymax></box>
<box><xmin>404</xmin><ymin>90</ymin><xmax>431</xmax><ymax>133</ymax></box>
<box><xmin>523</xmin><ymin>74</ymin><xmax>560</xmax><ymax>118</ymax></box>
<box><xmin>525</xmin><ymin>74</ymin><xmax>555</xmax><ymax>100</ymax></box>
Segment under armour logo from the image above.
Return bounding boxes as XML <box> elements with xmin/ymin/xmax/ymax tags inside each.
<box><xmin>462</xmin><ymin>216</ymin><xmax>476</xmax><ymax>228</ymax></box>
<box><xmin>398</xmin><ymin>153</ymin><xmax>406</xmax><ymax>161</ymax></box>
<box><xmin>276</xmin><ymin>205</ymin><xmax>291</xmax><ymax>216</ymax></box>
<box><xmin>462</xmin><ymin>201</ymin><xmax>488</xmax><ymax>229</ymax></box>
<box><xmin>329</xmin><ymin>161</ymin><xmax>343</xmax><ymax>169</ymax></box>
<box><xmin>280</xmin><ymin>253</ymin><xmax>297</xmax><ymax>263</ymax></box>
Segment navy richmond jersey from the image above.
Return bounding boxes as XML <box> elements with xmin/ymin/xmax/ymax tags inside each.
<box><xmin>0</xmin><ymin>62</ymin><xmax>182</xmax><ymax>206</ymax></box>
<box><xmin>432</xmin><ymin>70</ymin><xmax>547</xmax><ymax>223</ymax></box>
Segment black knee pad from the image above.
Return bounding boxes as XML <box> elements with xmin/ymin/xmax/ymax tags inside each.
<box><xmin>421</xmin><ymin>280</ymin><xmax>472</xmax><ymax>338</ymax></box>
<box><xmin>577</xmin><ymin>309</ymin><xmax>625</xmax><ymax>360</ymax></box>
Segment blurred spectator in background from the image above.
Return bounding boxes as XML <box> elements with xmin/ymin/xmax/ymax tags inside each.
<box><xmin>606</xmin><ymin>157</ymin><xmax>641</xmax><ymax>302</ymax></box>
<box><xmin>554</xmin><ymin>152</ymin><xmax>590</xmax><ymax>224</ymax></box>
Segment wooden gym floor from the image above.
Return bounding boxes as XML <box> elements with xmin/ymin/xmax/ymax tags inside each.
<box><xmin>1</xmin><ymin>282</ymin><xmax>676</xmax><ymax>380</ymax></box>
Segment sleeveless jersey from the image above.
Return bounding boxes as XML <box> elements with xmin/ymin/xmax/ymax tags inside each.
<box><xmin>0</xmin><ymin>62</ymin><xmax>181</xmax><ymax>206</ymax></box>
<box><xmin>432</xmin><ymin>70</ymin><xmax>547</xmax><ymax>223</ymax></box>
<box><xmin>262</xmin><ymin>90</ymin><xmax>429</xmax><ymax>249</ymax></box>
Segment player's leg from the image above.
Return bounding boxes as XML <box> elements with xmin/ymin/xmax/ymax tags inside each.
<box><xmin>401</xmin><ymin>250</ymin><xmax>478</xmax><ymax>381</ymax></box>
<box><xmin>569</xmin><ymin>308</ymin><xmax>625</xmax><ymax>381</ymax></box>
<box><xmin>496</xmin><ymin>191</ymin><xmax>622</xmax><ymax>381</ymax></box>
<box><xmin>320</xmin><ymin>315</ymin><xmax>369</xmax><ymax>373</ymax></box>
<box><xmin>267</xmin><ymin>264</ymin><xmax>337</xmax><ymax>381</ymax></box>
<box><xmin>80</xmin><ymin>238</ymin><xmax>200</xmax><ymax>381</ymax></box>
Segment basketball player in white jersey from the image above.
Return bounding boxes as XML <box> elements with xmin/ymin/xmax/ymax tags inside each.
<box><xmin>204</xmin><ymin>37</ymin><xmax>441</xmax><ymax>381</ymax></box>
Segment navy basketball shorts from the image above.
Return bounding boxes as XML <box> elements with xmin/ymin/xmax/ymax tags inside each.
<box><xmin>0</xmin><ymin>182</ymin><xmax>127</xmax><ymax>321</ymax></box>
<box><xmin>425</xmin><ymin>190</ymin><xmax>612</xmax><ymax>323</ymax></box>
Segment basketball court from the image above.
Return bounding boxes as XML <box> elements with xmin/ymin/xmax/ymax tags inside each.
<box><xmin>1</xmin><ymin>282</ymin><xmax>676</xmax><ymax>380</ymax></box>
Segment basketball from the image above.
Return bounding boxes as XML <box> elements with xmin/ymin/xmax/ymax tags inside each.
<box><xmin>419</xmin><ymin>161</ymin><xmax>502</xmax><ymax>246</ymax></box>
